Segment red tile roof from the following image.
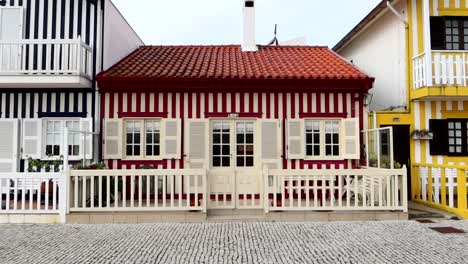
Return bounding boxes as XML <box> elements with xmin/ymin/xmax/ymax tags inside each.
<box><xmin>99</xmin><ymin>45</ymin><xmax>372</xmax><ymax>83</ymax></box>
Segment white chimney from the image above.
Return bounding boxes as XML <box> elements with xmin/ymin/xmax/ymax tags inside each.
<box><xmin>242</xmin><ymin>0</ymin><xmax>258</xmax><ymax>52</ymax></box>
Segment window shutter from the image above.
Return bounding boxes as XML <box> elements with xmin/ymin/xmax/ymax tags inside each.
<box><xmin>80</xmin><ymin>118</ymin><xmax>94</xmax><ymax>160</ymax></box>
<box><xmin>430</xmin><ymin>119</ymin><xmax>448</xmax><ymax>155</ymax></box>
<box><xmin>185</xmin><ymin>120</ymin><xmax>208</xmax><ymax>168</ymax></box>
<box><xmin>430</xmin><ymin>17</ymin><xmax>445</xmax><ymax>50</ymax></box>
<box><xmin>22</xmin><ymin>119</ymin><xmax>42</xmax><ymax>159</ymax></box>
<box><xmin>261</xmin><ymin>120</ymin><xmax>281</xmax><ymax>169</ymax></box>
<box><xmin>162</xmin><ymin>119</ymin><xmax>181</xmax><ymax>159</ymax></box>
<box><xmin>0</xmin><ymin>119</ymin><xmax>19</xmax><ymax>172</ymax></box>
<box><xmin>103</xmin><ymin>119</ymin><xmax>123</xmax><ymax>160</ymax></box>
<box><xmin>286</xmin><ymin>119</ymin><xmax>304</xmax><ymax>160</ymax></box>
<box><xmin>342</xmin><ymin>118</ymin><xmax>360</xmax><ymax>160</ymax></box>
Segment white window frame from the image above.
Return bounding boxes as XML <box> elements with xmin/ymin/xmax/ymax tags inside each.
<box><xmin>123</xmin><ymin>119</ymin><xmax>162</xmax><ymax>160</ymax></box>
<box><xmin>304</xmin><ymin>119</ymin><xmax>342</xmax><ymax>160</ymax></box>
<box><xmin>43</xmin><ymin>118</ymin><xmax>82</xmax><ymax>160</ymax></box>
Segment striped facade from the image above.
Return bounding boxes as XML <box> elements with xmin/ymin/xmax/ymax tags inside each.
<box><xmin>102</xmin><ymin>90</ymin><xmax>365</xmax><ymax>170</ymax></box>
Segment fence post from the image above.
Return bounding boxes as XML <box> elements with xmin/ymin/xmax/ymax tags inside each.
<box><xmin>402</xmin><ymin>166</ymin><xmax>408</xmax><ymax>212</ymax></box>
<box><xmin>263</xmin><ymin>166</ymin><xmax>269</xmax><ymax>214</ymax></box>
<box><xmin>202</xmin><ymin>166</ymin><xmax>208</xmax><ymax>213</ymax></box>
<box><xmin>457</xmin><ymin>168</ymin><xmax>467</xmax><ymax>214</ymax></box>
<box><xmin>59</xmin><ymin>127</ymin><xmax>69</xmax><ymax>224</ymax></box>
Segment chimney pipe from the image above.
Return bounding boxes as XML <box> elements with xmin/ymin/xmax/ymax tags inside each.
<box><xmin>242</xmin><ymin>0</ymin><xmax>258</xmax><ymax>52</ymax></box>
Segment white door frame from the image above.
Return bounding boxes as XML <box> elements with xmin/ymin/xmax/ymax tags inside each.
<box><xmin>208</xmin><ymin>119</ymin><xmax>262</xmax><ymax>209</ymax></box>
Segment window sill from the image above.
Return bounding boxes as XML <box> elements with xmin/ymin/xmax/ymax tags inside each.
<box><xmin>303</xmin><ymin>156</ymin><xmax>343</xmax><ymax>161</ymax></box>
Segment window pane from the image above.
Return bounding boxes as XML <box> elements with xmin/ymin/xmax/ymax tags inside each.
<box><xmin>306</xmin><ymin>145</ymin><xmax>313</xmax><ymax>156</ymax></box>
<box><xmin>326</xmin><ymin>146</ymin><xmax>332</xmax><ymax>156</ymax></box>
<box><xmin>222</xmin><ymin>157</ymin><xmax>230</xmax><ymax>167</ymax></box>
<box><xmin>213</xmin><ymin>157</ymin><xmax>221</xmax><ymax>167</ymax></box>
<box><xmin>154</xmin><ymin>146</ymin><xmax>160</xmax><ymax>156</ymax></box>
<box><xmin>246</xmin><ymin>145</ymin><xmax>254</xmax><ymax>155</ymax></box>
<box><xmin>237</xmin><ymin>157</ymin><xmax>244</xmax><ymax>167</ymax></box>
<box><xmin>213</xmin><ymin>145</ymin><xmax>221</xmax><ymax>155</ymax></box>
<box><xmin>306</xmin><ymin>134</ymin><xmax>312</xmax><ymax>144</ymax></box>
<box><xmin>222</xmin><ymin>134</ymin><xmax>230</xmax><ymax>144</ymax></box>
<box><xmin>213</xmin><ymin>134</ymin><xmax>220</xmax><ymax>144</ymax></box>
<box><xmin>53</xmin><ymin>146</ymin><xmax>60</xmax><ymax>156</ymax></box>
<box><xmin>126</xmin><ymin>146</ymin><xmax>132</xmax><ymax>156</ymax></box>
<box><xmin>146</xmin><ymin>145</ymin><xmax>152</xmax><ymax>156</ymax></box>
<box><xmin>222</xmin><ymin>145</ymin><xmax>230</xmax><ymax>155</ymax></box>
<box><xmin>246</xmin><ymin>157</ymin><xmax>254</xmax><ymax>167</ymax></box>
<box><xmin>237</xmin><ymin>134</ymin><xmax>244</xmax><ymax>144</ymax></box>
<box><xmin>134</xmin><ymin>133</ymin><xmax>140</xmax><ymax>144</ymax></box>
<box><xmin>73</xmin><ymin>146</ymin><xmax>79</xmax><ymax>156</ymax></box>
<box><xmin>314</xmin><ymin>146</ymin><xmax>320</xmax><ymax>156</ymax></box>
<box><xmin>237</xmin><ymin>146</ymin><xmax>244</xmax><ymax>155</ymax></box>
<box><xmin>134</xmin><ymin>146</ymin><xmax>140</xmax><ymax>156</ymax></box>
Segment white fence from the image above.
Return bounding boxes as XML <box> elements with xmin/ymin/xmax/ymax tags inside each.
<box><xmin>0</xmin><ymin>37</ymin><xmax>93</xmax><ymax>79</ymax></box>
<box><xmin>0</xmin><ymin>172</ymin><xmax>63</xmax><ymax>214</ymax></box>
<box><xmin>69</xmin><ymin>169</ymin><xmax>207</xmax><ymax>212</ymax></box>
<box><xmin>264</xmin><ymin>167</ymin><xmax>408</xmax><ymax>212</ymax></box>
<box><xmin>413</xmin><ymin>51</ymin><xmax>468</xmax><ymax>89</ymax></box>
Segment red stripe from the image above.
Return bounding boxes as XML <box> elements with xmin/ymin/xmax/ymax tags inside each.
<box><xmin>172</xmin><ymin>93</ymin><xmax>177</xmax><ymax>118</ymax></box>
<box><xmin>299</xmin><ymin>159</ymin><xmax>304</xmax><ymax>169</ymax></box>
<box><xmin>127</xmin><ymin>93</ymin><xmax>133</xmax><ymax>113</ymax></box>
<box><xmin>108</xmin><ymin>93</ymin><xmax>114</xmax><ymax>119</ymax></box>
<box><xmin>222</xmin><ymin>92</ymin><xmax>227</xmax><ymax>113</ymax></box>
<box><xmin>343</xmin><ymin>93</ymin><xmax>348</xmax><ymax>117</ymax></box>
<box><xmin>249</xmin><ymin>92</ymin><xmax>254</xmax><ymax>112</ymax></box>
<box><xmin>266</xmin><ymin>93</ymin><xmax>271</xmax><ymax>119</ymax></box>
<box><xmin>351</xmin><ymin>93</ymin><xmax>356</xmax><ymax>118</ymax></box>
<box><xmin>188</xmin><ymin>93</ymin><xmax>193</xmax><ymax>119</ymax></box>
<box><xmin>231</xmin><ymin>93</ymin><xmax>236</xmax><ymax>112</ymax></box>
<box><xmin>282</xmin><ymin>93</ymin><xmax>287</xmax><ymax>169</ymax></box>
<box><xmin>204</xmin><ymin>93</ymin><xmax>209</xmax><ymax>119</ymax></box>
<box><xmin>299</xmin><ymin>93</ymin><xmax>303</xmax><ymax>119</ymax></box>
<box><xmin>213</xmin><ymin>92</ymin><xmax>218</xmax><ymax>113</ymax></box>
<box><xmin>136</xmin><ymin>93</ymin><xmax>141</xmax><ymax>113</ymax></box>
<box><xmin>334</xmin><ymin>93</ymin><xmax>339</xmax><ymax>113</ymax></box>
<box><xmin>274</xmin><ymin>93</ymin><xmax>279</xmax><ymax>119</ymax></box>
<box><xmin>291</xmin><ymin>93</ymin><xmax>296</xmax><ymax>118</ymax></box>
<box><xmin>307</xmin><ymin>92</ymin><xmax>312</xmax><ymax>113</ymax></box>
<box><xmin>324</xmin><ymin>93</ymin><xmax>329</xmax><ymax>114</ymax></box>
<box><xmin>180</xmin><ymin>93</ymin><xmax>185</xmax><ymax>169</ymax></box>
<box><xmin>316</xmin><ymin>93</ymin><xmax>321</xmax><ymax>113</ymax></box>
<box><xmin>240</xmin><ymin>93</ymin><xmax>245</xmax><ymax>113</ymax></box>
<box><xmin>258</xmin><ymin>93</ymin><xmax>263</xmax><ymax>118</ymax></box>
<box><xmin>196</xmin><ymin>92</ymin><xmax>201</xmax><ymax>118</ymax></box>
<box><xmin>163</xmin><ymin>92</ymin><xmax>168</xmax><ymax>116</ymax></box>
<box><xmin>145</xmin><ymin>92</ymin><xmax>150</xmax><ymax>112</ymax></box>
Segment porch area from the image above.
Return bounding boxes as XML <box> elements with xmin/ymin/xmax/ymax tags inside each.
<box><xmin>1</xmin><ymin>166</ymin><xmax>408</xmax><ymax>223</ymax></box>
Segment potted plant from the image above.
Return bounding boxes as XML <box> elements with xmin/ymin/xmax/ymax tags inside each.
<box><xmin>411</xmin><ymin>130</ymin><xmax>434</xmax><ymax>140</ymax></box>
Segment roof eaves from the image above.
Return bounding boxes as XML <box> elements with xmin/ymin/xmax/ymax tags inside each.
<box><xmin>332</xmin><ymin>0</ymin><xmax>393</xmax><ymax>52</ymax></box>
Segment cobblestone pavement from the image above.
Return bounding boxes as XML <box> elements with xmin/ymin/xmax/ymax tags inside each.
<box><xmin>0</xmin><ymin>220</ymin><xmax>467</xmax><ymax>264</ymax></box>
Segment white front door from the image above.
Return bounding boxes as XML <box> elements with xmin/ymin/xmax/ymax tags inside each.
<box><xmin>209</xmin><ymin>120</ymin><xmax>262</xmax><ymax>209</ymax></box>
<box><xmin>0</xmin><ymin>7</ymin><xmax>23</xmax><ymax>72</ymax></box>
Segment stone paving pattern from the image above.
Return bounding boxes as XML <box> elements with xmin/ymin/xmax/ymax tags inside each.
<box><xmin>0</xmin><ymin>220</ymin><xmax>467</xmax><ymax>264</ymax></box>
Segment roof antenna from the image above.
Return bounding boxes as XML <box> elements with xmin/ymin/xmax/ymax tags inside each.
<box><xmin>268</xmin><ymin>24</ymin><xmax>279</xmax><ymax>46</ymax></box>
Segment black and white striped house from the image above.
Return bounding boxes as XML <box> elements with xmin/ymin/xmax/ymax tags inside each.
<box><xmin>0</xmin><ymin>0</ymin><xmax>143</xmax><ymax>172</ymax></box>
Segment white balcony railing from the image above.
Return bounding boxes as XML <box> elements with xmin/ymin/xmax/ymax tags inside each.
<box><xmin>413</xmin><ymin>51</ymin><xmax>468</xmax><ymax>89</ymax></box>
<box><xmin>0</xmin><ymin>38</ymin><xmax>93</xmax><ymax>79</ymax></box>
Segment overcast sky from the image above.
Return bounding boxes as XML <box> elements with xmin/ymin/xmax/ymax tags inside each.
<box><xmin>112</xmin><ymin>0</ymin><xmax>381</xmax><ymax>47</ymax></box>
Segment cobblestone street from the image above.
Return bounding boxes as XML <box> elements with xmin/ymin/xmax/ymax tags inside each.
<box><xmin>0</xmin><ymin>220</ymin><xmax>466</xmax><ymax>264</ymax></box>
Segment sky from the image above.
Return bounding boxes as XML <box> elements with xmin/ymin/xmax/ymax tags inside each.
<box><xmin>112</xmin><ymin>0</ymin><xmax>382</xmax><ymax>47</ymax></box>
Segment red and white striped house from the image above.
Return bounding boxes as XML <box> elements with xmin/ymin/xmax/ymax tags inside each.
<box><xmin>95</xmin><ymin>44</ymin><xmax>379</xmax><ymax>210</ymax></box>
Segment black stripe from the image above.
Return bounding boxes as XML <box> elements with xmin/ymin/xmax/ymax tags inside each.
<box><xmin>77</xmin><ymin>0</ymin><xmax>82</xmax><ymax>37</ymax></box>
<box><xmin>46</xmin><ymin>93</ymin><xmax>51</xmax><ymax>112</ymax></box>
<box><xmin>85</xmin><ymin>0</ymin><xmax>90</xmax><ymax>44</ymax></box>
<box><xmin>38</xmin><ymin>93</ymin><xmax>43</xmax><ymax>114</ymax></box>
<box><xmin>82</xmin><ymin>92</ymin><xmax>87</xmax><ymax>115</ymax></box>
<box><xmin>0</xmin><ymin>94</ymin><xmax>3</xmax><ymax>118</ymax></box>
<box><xmin>10</xmin><ymin>0</ymin><xmax>14</xmax><ymax>6</ymax></box>
<box><xmin>18</xmin><ymin>0</ymin><xmax>23</xmax><ymax>6</ymax></box>
<box><xmin>13</xmin><ymin>93</ymin><xmax>18</xmax><ymax>118</ymax></box>
<box><xmin>5</xmin><ymin>93</ymin><xmax>10</xmax><ymax>118</ymax></box>
<box><xmin>25</xmin><ymin>0</ymin><xmax>31</xmax><ymax>39</ymax></box>
<box><xmin>21</xmin><ymin>93</ymin><xmax>27</xmax><ymax>118</ymax></box>
<box><xmin>69</xmin><ymin>0</ymin><xmax>75</xmax><ymax>38</ymax></box>
<box><xmin>29</xmin><ymin>93</ymin><xmax>35</xmax><ymax>118</ymax></box>
<box><xmin>38</xmin><ymin>112</ymin><xmax>87</xmax><ymax>118</ymax></box>
<box><xmin>73</xmin><ymin>92</ymin><xmax>79</xmax><ymax>112</ymax></box>
<box><xmin>42</xmin><ymin>0</ymin><xmax>48</xmax><ymax>38</ymax></box>
<box><xmin>65</xmin><ymin>93</ymin><xmax>70</xmax><ymax>112</ymax></box>
<box><xmin>34</xmin><ymin>0</ymin><xmax>39</xmax><ymax>39</ymax></box>
<box><xmin>55</xmin><ymin>92</ymin><xmax>60</xmax><ymax>112</ymax></box>
<box><xmin>60</xmin><ymin>0</ymin><xmax>66</xmax><ymax>39</ymax></box>
<box><xmin>51</xmin><ymin>0</ymin><xmax>57</xmax><ymax>39</ymax></box>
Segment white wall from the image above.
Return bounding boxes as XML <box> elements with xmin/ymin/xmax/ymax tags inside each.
<box><xmin>338</xmin><ymin>0</ymin><xmax>408</xmax><ymax>111</ymax></box>
<box><xmin>103</xmin><ymin>0</ymin><xmax>144</xmax><ymax>70</ymax></box>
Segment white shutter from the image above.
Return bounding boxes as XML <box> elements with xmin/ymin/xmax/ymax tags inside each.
<box><xmin>0</xmin><ymin>8</ymin><xmax>24</xmax><ymax>71</ymax></box>
<box><xmin>0</xmin><ymin>119</ymin><xmax>19</xmax><ymax>172</ymax></box>
<box><xmin>80</xmin><ymin>118</ymin><xmax>93</xmax><ymax>160</ymax></box>
<box><xmin>103</xmin><ymin>119</ymin><xmax>123</xmax><ymax>160</ymax></box>
<box><xmin>342</xmin><ymin>118</ymin><xmax>360</xmax><ymax>160</ymax></box>
<box><xmin>260</xmin><ymin>120</ymin><xmax>281</xmax><ymax>169</ymax></box>
<box><xmin>286</xmin><ymin>119</ymin><xmax>305</xmax><ymax>160</ymax></box>
<box><xmin>185</xmin><ymin>120</ymin><xmax>208</xmax><ymax>169</ymax></box>
<box><xmin>22</xmin><ymin>119</ymin><xmax>42</xmax><ymax>159</ymax></box>
<box><xmin>162</xmin><ymin>119</ymin><xmax>182</xmax><ymax>159</ymax></box>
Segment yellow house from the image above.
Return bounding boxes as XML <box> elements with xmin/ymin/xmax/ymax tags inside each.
<box><xmin>335</xmin><ymin>0</ymin><xmax>468</xmax><ymax>218</ymax></box>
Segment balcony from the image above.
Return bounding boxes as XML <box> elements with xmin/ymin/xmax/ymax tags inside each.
<box><xmin>0</xmin><ymin>38</ymin><xmax>93</xmax><ymax>88</ymax></box>
<box><xmin>412</xmin><ymin>51</ymin><xmax>468</xmax><ymax>99</ymax></box>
